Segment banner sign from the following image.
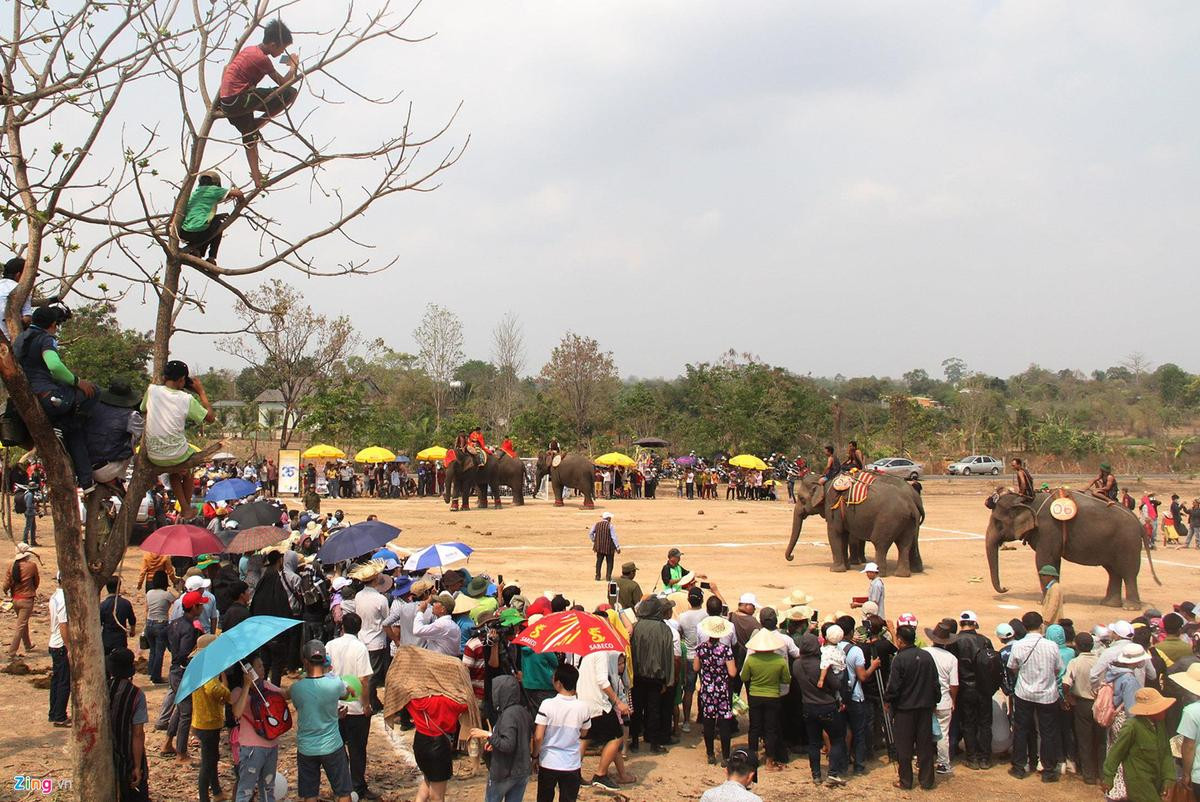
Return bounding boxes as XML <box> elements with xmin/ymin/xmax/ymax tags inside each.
<box><xmin>278</xmin><ymin>449</ymin><xmax>301</xmax><ymax>495</ymax></box>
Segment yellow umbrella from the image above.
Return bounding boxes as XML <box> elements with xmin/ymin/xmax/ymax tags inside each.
<box><xmin>729</xmin><ymin>454</ymin><xmax>768</xmax><ymax>471</ymax></box>
<box><xmin>303</xmin><ymin>443</ymin><xmax>346</xmax><ymax>459</ymax></box>
<box><xmin>416</xmin><ymin>446</ymin><xmax>448</xmax><ymax>461</ymax></box>
<box><xmin>594</xmin><ymin>452</ymin><xmax>636</xmax><ymax>468</ymax></box>
<box><xmin>355</xmin><ymin>446</ymin><xmax>396</xmax><ymax>463</ymax></box>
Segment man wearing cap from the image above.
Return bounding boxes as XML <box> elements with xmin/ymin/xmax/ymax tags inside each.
<box><xmin>413</xmin><ymin>592</ymin><xmax>462</xmax><ymax>657</ymax></box>
<box><xmin>161</xmin><ymin>590</ymin><xmax>205</xmax><ymax>759</ymax></box>
<box><xmin>589</xmin><ymin>511</ymin><xmax>620</xmax><ymax>582</ymax></box>
<box><xmin>1006</xmin><ymin>611</ymin><xmax>1065</xmax><ymax>782</ymax></box>
<box><xmin>143</xmin><ymin>359</ymin><xmax>215</xmax><ymax>508</ymax></box>
<box><xmin>284</xmin><ymin>640</ymin><xmax>354</xmax><ymax>802</ymax></box>
<box><xmin>85</xmin><ymin>380</ymin><xmax>144</xmax><ymax>484</ymax></box>
<box><xmin>615</xmin><ymin>562</ymin><xmax>643</xmax><ymax>610</ymax></box>
<box><xmin>948</xmin><ymin>611</ymin><xmax>995</xmax><ymax>770</ymax></box>
<box><xmin>170</xmin><ymin>571</ymin><xmax>219</xmax><ymax>635</ymax></box>
<box><xmin>630</xmin><ymin>597</ymin><xmax>675</xmax><ymax>754</ymax></box>
<box><xmin>1038</xmin><ymin>565</ymin><xmax>1065</xmax><ymax>626</ymax></box>
<box><xmin>661</xmin><ymin>548</ymin><xmax>690</xmax><ymax>593</ymax></box>
<box><xmin>852</xmin><ymin>562</ymin><xmax>885</xmax><ymax>621</ymax></box>
<box><xmin>922</xmin><ymin>620</ymin><xmax>959</xmax><ymax>775</ymax></box>
<box><xmin>1176</xmin><ymin>601</ymin><xmax>1198</xmax><ymax>625</ymax></box>
<box><xmin>1088</xmin><ymin>463</ymin><xmax>1119</xmax><ymax>503</ymax></box>
<box><xmin>12</xmin><ymin>305</ymin><xmax>99</xmax><ymax>490</ymax></box>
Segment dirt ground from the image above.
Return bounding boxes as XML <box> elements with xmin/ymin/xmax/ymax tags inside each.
<box><xmin>3</xmin><ymin>478</ymin><xmax>1198</xmax><ymax>801</ymax></box>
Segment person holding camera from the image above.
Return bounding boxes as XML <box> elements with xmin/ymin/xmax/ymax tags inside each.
<box><xmin>142</xmin><ymin>360</ymin><xmax>214</xmax><ymax>510</ymax></box>
<box><xmin>12</xmin><ymin>305</ymin><xmax>99</xmax><ymax>490</ymax></box>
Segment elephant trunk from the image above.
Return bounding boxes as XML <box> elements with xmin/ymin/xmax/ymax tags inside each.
<box><xmin>986</xmin><ymin>519</ymin><xmax>1008</xmax><ymax>593</ymax></box>
<box><xmin>785</xmin><ymin>509</ymin><xmax>807</xmax><ymax>561</ymax></box>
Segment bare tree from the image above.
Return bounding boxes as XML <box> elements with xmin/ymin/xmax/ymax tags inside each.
<box><xmin>220</xmin><ymin>279</ymin><xmax>355</xmax><ymax>447</ymax></box>
<box><xmin>490</xmin><ymin>311</ymin><xmax>525</xmax><ymax>430</ymax></box>
<box><xmin>1122</xmin><ymin>351</ymin><xmax>1153</xmax><ymax>387</ymax></box>
<box><xmin>412</xmin><ymin>302</ymin><xmax>464</xmax><ymax>427</ymax></box>
<box><xmin>540</xmin><ymin>332</ymin><xmax>619</xmax><ymax>444</ymax></box>
<box><xmin>0</xmin><ymin>2</ymin><xmax>462</xmax><ymax>794</ymax></box>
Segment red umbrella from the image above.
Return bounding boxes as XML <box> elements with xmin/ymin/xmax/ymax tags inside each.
<box><xmin>512</xmin><ymin>610</ymin><xmax>627</xmax><ymax>656</ymax></box>
<box><xmin>225</xmin><ymin>526</ymin><xmax>289</xmax><ymax>554</ymax></box>
<box><xmin>140</xmin><ymin>525</ymin><xmax>226</xmax><ymax>557</ymax></box>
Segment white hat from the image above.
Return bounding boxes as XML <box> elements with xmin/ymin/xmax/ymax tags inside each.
<box><xmin>739</xmin><ymin>592</ymin><xmax>758</xmax><ymax>607</ymax></box>
<box><xmin>825</xmin><ymin>624</ymin><xmax>844</xmax><ymax>644</ymax></box>
<box><xmin>861</xmin><ymin>601</ymin><xmax>879</xmax><ymax>616</ymax></box>
<box><xmin>1110</xmin><ymin>620</ymin><xmax>1134</xmax><ymax>639</ymax></box>
<box><xmin>861</xmin><ymin>562</ymin><xmax>879</xmax><ymax>574</ymax></box>
<box><xmin>960</xmin><ymin>610</ymin><xmax>978</xmax><ymax>624</ymax></box>
<box><xmin>601</xmin><ymin>511</ymin><xmax>613</xmax><ymax>520</ymax></box>
<box><xmin>1116</xmin><ymin>643</ymin><xmax>1149</xmax><ymax>666</ymax></box>
<box><xmin>184</xmin><ymin>575</ymin><xmax>211</xmax><ymax>591</ymax></box>
<box><xmin>13</xmin><ymin>543</ymin><xmax>33</xmax><ymax>561</ymax></box>
<box><xmin>331</xmin><ymin>577</ymin><xmax>351</xmax><ymax>591</ymax></box>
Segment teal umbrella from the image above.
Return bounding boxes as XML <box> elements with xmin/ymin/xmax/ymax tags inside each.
<box><xmin>176</xmin><ymin>615</ymin><xmax>301</xmax><ymax>701</ymax></box>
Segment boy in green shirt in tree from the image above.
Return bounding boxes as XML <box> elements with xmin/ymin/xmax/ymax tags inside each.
<box><xmin>179</xmin><ymin>170</ymin><xmax>244</xmax><ymax>265</ymax></box>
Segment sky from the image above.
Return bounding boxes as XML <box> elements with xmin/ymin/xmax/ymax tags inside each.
<box><xmin>84</xmin><ymin>1</ymin><xmax>1200</xmax><ymax>380</ymax></box>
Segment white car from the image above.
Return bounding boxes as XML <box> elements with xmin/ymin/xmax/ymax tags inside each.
<box><xmin>867</xmin><ymin>457</ymin><xmax>924</xmax><ymax>480</ymax></box>
<box><xmin>947</xmin><ymin>455</ymin><xmax>1003</xmax><ymax>475</ymax></box>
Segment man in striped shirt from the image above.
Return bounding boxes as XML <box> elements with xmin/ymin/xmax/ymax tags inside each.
<box><xmin>1006</xmin><ymin>611</ymin><xmax>1064</xmax><ymax>782</ymax></box>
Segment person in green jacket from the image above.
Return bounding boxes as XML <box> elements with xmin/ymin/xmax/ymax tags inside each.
<box><xmin>179</xmin><ymin>171</ymin><xmax>244</xmax><ymax>264</ymax></box>
<box><xmin>741</xmin><ymin>628</ymin><xmax>790</xmax><ymax>772</ymax></box>
<box><xmin>1102</xmin><ymin>687</ymin><xmax>1176</xmax><ymax>801</ymax></box>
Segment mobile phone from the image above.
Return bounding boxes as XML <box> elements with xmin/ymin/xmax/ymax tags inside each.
<box><xmin>607</xmin><ymin>581</ymin><xmax>618</xmax><ymax>597</ymax></box>
<box><xmin>720</xmin><ymin>604</ymin><xmax>729</xmax><ymax>617</ymax></box>
<box><xmin>497</xmin><ymin>574</ymin><xmax>504</xmax><ymax>585</ymax></box>
<box><xmin>433</xmin><ymin>577</ymin><xmax>443</xmax><ymax>592</ymax></box>
<box><xmin>699</xmin><ymin>581</ymin><xmax>711</xmax><ymax>590</ymax></box>
<box><xmin>810</xmin><ymin>609</ymin><xmax>819</xmax><ymax>623</ymax></box>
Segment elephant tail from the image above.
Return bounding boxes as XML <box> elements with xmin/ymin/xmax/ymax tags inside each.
<box><xmin>1143</xmin><ymin>533</ymin><xmax>1163</xmax><ymax>586</ymax></box>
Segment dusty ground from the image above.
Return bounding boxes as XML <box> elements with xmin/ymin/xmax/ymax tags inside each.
<box><xmin>3</xmin><ymin>477</ymin><xmax>1199</xmax><ymax>801</ymax></box>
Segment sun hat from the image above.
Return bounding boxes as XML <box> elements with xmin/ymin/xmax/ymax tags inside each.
<box><xmin>465</xmin><ymin>576</ymin><xmax>490</xmax><ymax>598</ymax></box>
<box><xmin>196</xmin><ymin>554</ymin><xmax>219</xmax><ymax>570</ymax></box>
<box><xmin>746</xmin><ymin>628</ymin><xmax>782</xmax><ymax>653</ymax></box>
<box><xmin>184</xmin><ymin>574</ymin><xmax>211</xmax><ymax>592</ymax></box>
<box><xmin>925</xmin><ymin>622</ymin><xmax>955</xmax><ymax>645</ymax></box>
<box><xmin>331</xmin><ymin>576</ymin><xmax>351</xmax><ymax>592</ymax></box>
<box><xmin>1110</xmin><ymin>620</ymin><xmax>1135</xmax><ymax>639</ymax></box>
<box><xmin>507</xmin><ymin>594</ymin><xmax>529</xmax><ymax>613</ymax></box>
<box><xmin>825</xmin><ymin>624</ymin><xmax>844</xmax><ymax>645</ymax></box>
<box><xmin>896</xmin><ymin>613</ymin><xmax>918</xmax><ymax>627</ymax></box>
<box><xmin>1100</xmin><ymin>462</ymin><xmax>1111</xmax><ymax>471</ymax></box>
<box><xmin>699</xmin><ymin>615</ymin><xmax>734</xmax><ymax>640</ymax></box>
<box><xmin>1115</xmin><ymin>643</ymin><xmax>1150</xmax><ymax>666</ymax></box>
<box><xmin>1038</xmin><ymin>565</ymin><xmax>1059</xmax><ymax>578</ymax></box>
<box><xmin>192</xmin><ymin>633</ymin><xmax>217</xmax><ymax>655</ymax></box>
<box><xmin>13</xmin><ymin>543</ymin><xmax>33</xmax><ymax>561</ymax></box>
<box><xmin>1130</xmin><ymin>687</ymin><xmax>1175</xmax><ymax>716</ymax></box>
<box><xmin>861</xmin><ymin>562</ymin><xmax>879</xmax><ymax>574</ymax></box>
<box><xmin>1175</xmin><ymin>601</ymin><xmax>1197</xmax><ymax>618</ymax></box>
<box><xmin>98</xmin><ymin>380</ymin><xmax>140</xmax><ymax>408</ymax></box>
<box><xmin>601</xmin><ymin>511</ymin><xmax>613</xmax><ymax>520</ymax></box>
<box><xmin>784</xmin><ymin>589</ymin><xmax>814</xmax><ymax>606</ymax></box>
<box><xmin>469</xmin><ymin>597</ymin><xmax>499</xmax><ymax>624</ymax></box>
<box><xmin>454</xmin><ymin>594</ymin><xmax>481</xmax><ymax>616</ymax></box>
<box><xmin>786</xmin><ymin>606</ymin><xmax>813</xmax><ymax>622</ymax></box>
<box><xmin>348</xmin><ymin>560</ymin><xmax>383</xmax><ymax>583</ymax></box>
<box><xmin>1169</xmin><ymin>663</ymin><xmax>1200</xmax><ymax>697</ymax></box>
<box><xmin>304</xmin><ymin>521</ymin><xmax>321</xmax><ymax>537</ymax></box>
<box><xmin>738</xmin><ymin>592</ymin><xmax>759</xmax><ymax>608</ymax></box>
<box><xmin>861</xmin><ymin>601</ymin><xmax>879</xmax><ymax>616</ymax></box>
<box><xmin>499</xmin><ymin>608</ymin><xmax>526</xmax><ymax>628</ymax></box>
<box><xmin>411</xmin><ymin>576</ymin><xmax>436</xmax><ymax>597</ymax></box>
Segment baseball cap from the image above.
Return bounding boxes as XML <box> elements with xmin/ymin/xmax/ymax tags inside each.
<box><xmin>601</xmin><ymin>511</ymin><xmax>613</xmax><ymax>520</ymax></box>
<box><xmin>861</xmin><ymin>601</ymin><xmax>879</xmax><ymax>616</ymax></box>
<box><xmin>1110</xmin><ymin>620</ymin><xmax>1134</xmax><ymax>639</ymax></box>
<box><xmin>668</xmin><ymin>548</ymin><xmax>683</xmax><ymax>558</ymax></box>
<box><xmin>184</xmin><ymin>575</ymin><xmax>211</xmax><ymax>592</ymax></box>
<box><xmin>181</xmin><ymin>590</ymin><xmax>207</xmax><ymax>610</ymax></box>
<box><xmin>738</xmin><ymin>592</ymin><xmax>758</xmax><ymax>607</ymax></box>
<box><xmin>861</xmin><ymin>562</ymin><xmax>879</xmax><ymax>574</ymax></box>
<box><xmin>960</xmin><ymin>610</ymin><xmax>978</xmax><ymax>624</ymax></box>
<box><xmin>196</xmin><ymin>554</ymin><xmax>219</xmax><ymax>570</ymax></box>
<box><xmin>331</xmin><ymin>576</ymin><xmax>351</xmax><ymax>592</ymax></box>
<box><xmin>163</xmin><ymin>359</ymin><xmax>190</xmax><ymax>381</ymax></box>
<box><xmin>687</xmin><ymin>587</ymin><xmax>704</xmax><ymax>604</ymax></box>
<box><xmin>995</xmin><ymin>623</ymin><xmax>1014</xmax><ymax>640</ymax></box>
<box><xmin>302</xmin><ymin>639</ymin><xmax>327</xmax><ymax>664</ymax></box>
<box><xmin>896</xmin><ymin>613</ymin><xmax>918</xmax><ymax>627</ymax></box>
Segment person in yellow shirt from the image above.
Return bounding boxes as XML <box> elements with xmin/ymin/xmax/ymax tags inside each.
<box><xmin>190</xmin><ymin>635</ymin><xmax>230</xmax><ymax>802</ymax></box>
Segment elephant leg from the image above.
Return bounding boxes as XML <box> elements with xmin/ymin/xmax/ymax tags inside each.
<box><xmin>1099</xmin><ymin>568</ymin><xmax>1123</xmax><ymax>608</ymax></box>
<box><xmin>849</xmin><ymin>540</ymin><xmax>866</xmax><ymax>566</ymax></box>
<box><xmin>553</xmin><ymin>481</ymin><xmax>565</xmax><ymax>507</ymax></box>
<box><xmin>582</xmin><ymin>485</ymin><xmax>595</xmax><ymax>510</ymax></box>
<box><xmin>909</xmin><ymin>534</ymin><xmax>924</xmax><ymax>573</ymax></box>
<box><xmin>828</xmin><ymin>523</ymin><xmax>849</xmax><ymax>572</ymax></box>
<box><xmin>1122</xmin><ymin>567</ymin><xmax>1141</xmax><ymax>608</ymax></box>
<box><xmin>513</xmin><ymin>486</ymin><xmax>524</xmax><ymax>506</ymax></box>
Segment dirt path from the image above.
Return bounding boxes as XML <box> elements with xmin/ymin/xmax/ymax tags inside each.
<box><xmin>3</xmin><ymin>478</ymin><xmax>1196</xmax><ymax>800</ymax></box>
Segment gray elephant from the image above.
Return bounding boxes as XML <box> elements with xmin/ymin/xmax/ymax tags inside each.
<box><xmin>785</xmin><ymin>471</ymin><xmax>924</xmax><ymax>576</ymax></box>
<box><xmin>986</xmin><ymin>490</ymin><xmax>1161</xmax><ymax>608</ymax></box>
<box><xmin>476</xmin><ymin>452</ymin><xmax>527</xmax><ymax>507</ymax></box>
<box><xmin>534</xmin><ymin>452</ymin><xmax>596</xmax><ymax>509</ymax></box>
<box><xmin>443</xmin><ymin>450</ymin><xmax>481</xmax><ymax>511</ymax></box>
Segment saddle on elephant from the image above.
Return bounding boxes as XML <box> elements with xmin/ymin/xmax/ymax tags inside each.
<box><xmin>830</xmin><ymin>470</ymin><xmax>877</xmax><ymax>509</ymax></box>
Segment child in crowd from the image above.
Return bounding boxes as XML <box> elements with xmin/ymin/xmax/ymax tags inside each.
<box><xmin>818</xmin><ymin>624</ymin><xmax>847</xmax><ymax>688</ymax></box>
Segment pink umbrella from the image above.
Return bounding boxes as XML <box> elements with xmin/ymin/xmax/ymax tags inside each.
<box><xmin>139</xmin><ymin>525</ymin><xmax>226</xmax><ymax>557</ymax></box>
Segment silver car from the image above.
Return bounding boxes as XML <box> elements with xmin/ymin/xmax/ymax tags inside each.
<box><xmin>867</xmin><ymin>457</ymin><xmax>923</xmax><ymax>480</ymax></box>
<box><xmin>947</xmin><ymin>455</ymin><xmax>1003</xmax><ymax>475</ymax></box>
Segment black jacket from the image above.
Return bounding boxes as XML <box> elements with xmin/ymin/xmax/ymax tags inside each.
<box><xmin>222</xmin><ymin>602</ymin><xmax>250</xmax><ymax>632</ymax></box>
<box><xmin>487</xmin><ymin>675</ymin><xmax>532</xmax><ymax>781</ymax></box>
<box><xmin>167</xmin><ymin>616</ymin><xmax>200</xmax><ymax>669</ymax></box>
<box><xmin>792</xmin><ymin>633</ymin><xmax>838</xmax><ymax>707</ymax></box>
<box><xmin>885</xmin><ymin>645</ymin><xmax>941</xmax><ymax>711</ymax></box>
<box><xmin>949</xmin><ymin>630</ymin><xmax>993</xmax><ymax>690</ymax></box>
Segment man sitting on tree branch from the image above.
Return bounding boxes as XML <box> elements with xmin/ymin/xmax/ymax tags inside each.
<box><xmin>218</xmin><ymin>19</ymin><xmax>300</xmax><ymax>188</ymax></box>
<box><xmin>142</xmin><ymin>361</ymin><xmax>215</xmax><ymax>512</ymax></box>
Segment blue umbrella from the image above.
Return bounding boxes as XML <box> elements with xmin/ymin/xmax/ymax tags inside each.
<box><xmin>206</xmin><ymin>477</ymin><xmax>259</xmax><ymax>502</ymax></box>
<box><xmin>404</xmin><ymin>541</ymin><xmax>473</xmax><ymax>571</ymax></box>
<box><xmin>176</xmin><ymin>615</ymin><xmax>301</xmax><ymax>701</ymax></box>
<box><xmin>395</xmin><ymin>455</ymin><xmax>411</xmax><ymax>463</ymax></box>
<box><xmin>317</xmin><ymin>520</ymin><xmax>402</xmax><ymax>564</ymax></box>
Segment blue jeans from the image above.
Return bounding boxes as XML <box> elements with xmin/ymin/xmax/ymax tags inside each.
<box><xmin>484</xmin><ymin>774</ymin><xmax>529</xmax><ymax>802</ymax></box>
<box><xmin>1186</xmin><ymin>525</ymin><xmax>1200</xmax><ymax>549</ymax></box>
<box><xmin>804</xmin><ymin>702</ymin><xmax>848</xmax><ymax>779</ymax></box>
<box><xmin>48</xmin><ymin>646</ymin><xmax>70</xmax><ymax>722</ymax></box>
<box><xmin>165</xmin><ymin>664</ymin><xmax>192</xmax><ymax>753</ymax></box>
<box><xmin>37</xmin><ymin>387</ymin><xmax>96</xmax><ymax>488</ymax></box>
<box><xmin>145</xmin><ymin>620</ymin><xmax>168</xmax><ymax>683</ymax></box>
<box><xmin>845</xmin><ymin>699</ymin><xmax>872</xmax><ymax>770</ymax></box>
<box><xmin>236</xmin><ymin>745</ymin><xmax>278</xmax><ymax>802</ymax></box>
<box><xmin>22</xmin><ymin>513</ymin><xmax>35</xmax><ymax>545</ymax></box>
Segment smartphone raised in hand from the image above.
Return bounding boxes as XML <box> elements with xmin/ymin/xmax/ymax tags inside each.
<box><xmin>607</xmin><ymin>581</ymin><xmax>618</xmax><ymax>597</ymax></box>
<box><xmin>699</xmin><ymin>581</ymin><xmax>711</xmax><ymax>590</ymax></box>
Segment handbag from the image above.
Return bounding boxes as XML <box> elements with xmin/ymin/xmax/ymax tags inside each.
<box><xmin>138</xmin><ymin>631</ymin><xmax>150</xmax><ymax>650</ymax></box>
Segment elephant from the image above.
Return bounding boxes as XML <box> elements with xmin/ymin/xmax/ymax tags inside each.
<box><xmin>444</xmin><ymin>452</ymin><xmax>526</xmax><ymax>509</ymax></box>
<box><xmin>534</xmin><ymin>452</ymin><xmax>596</xmax><ymax>509</ymax></box>
<box><xmin>785</xmin><ymin>471</ymin><xmax>924</xmax><ymax>576</ymax></box>
<box><xmin>986</xmin><ymin>490</ymin><xmax>1161</xmax><ymax>608</ymax></box>
<box><xmin>443</xmin><ymin>450</ymin><xmax>482</xmax><ymax>511</ymax></box>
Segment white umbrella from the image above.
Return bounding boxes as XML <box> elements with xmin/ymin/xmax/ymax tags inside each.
<box><xmin>211</xmin><ymin>452</ymin><xmax>237</xmax><ymax>461</ymax></box>
<box><xmin>404</xmin><ymin>542</ymin><xmax>474</xmax><ymax>571</ymax></box>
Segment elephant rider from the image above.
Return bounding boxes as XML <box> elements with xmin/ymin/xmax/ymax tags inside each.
<box><xmin>842</xmin><ymin>440</ymin><xmax>865</xmax><ymax>472</ymax></box>
<box><xmin>819</xmin><ymin>444</ymin><xmax>838</xmax><ymax>484</ymax></box>
<box><xmin>1010</xmin><ymin>458</ymin><xmax>1035</xmax><ymax>501</ymax></box>
<box><xmin>466</xmin><ymin>426</ymin><xmax>489</xmax><ymax>465</ymax></box>
<box><xmin>499</xmin><ymin>436</ymin><xmax>516</xmax><ymax>458</ymax></box>
<box><xmin>1088</xmin><ymin>463</ymin><xmax>1119</xmax><ymax>504</ymax></box>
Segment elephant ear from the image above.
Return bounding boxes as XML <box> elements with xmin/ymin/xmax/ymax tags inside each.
<box><xmin>1012</xmin><ymin>503</ymin><xmax>1038</xmax><ymax>539</ymax></box>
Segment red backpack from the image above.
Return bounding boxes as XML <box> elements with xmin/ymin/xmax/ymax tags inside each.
<box><xmin>244</xmin><ymin>684</ymin><xmax>292</xmax><ymax>741</ymax></box>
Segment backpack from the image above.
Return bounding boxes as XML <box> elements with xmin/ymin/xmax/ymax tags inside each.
<box><xmin>298</xmin><ymin>572</ymin><xmax>328</xmax><ymax>610</ymax></box>
<box><xmin>13</xmin><ymin>492</ymin><xmax>26</xmax><ymax>515</ymax></box>
<box><xmin>244</xmin><ymin>684</ymin><xmax>293</xmax><ymax>741</ymax></box>
<box><xmin>1093</xmin><ymin>682</ymin><xmax>1118</xmax><ymax>728</ymax></box>
<box><xmin>974</xmin><ymin>643</ymin><xmax>1004</xmax><ymax>693</ymax></box>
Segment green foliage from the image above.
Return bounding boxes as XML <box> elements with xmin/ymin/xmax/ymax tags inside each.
<box><xmin>57</xmin><ymin>302</ymin><xmax>151</xmax><ymax>389</ymax></box>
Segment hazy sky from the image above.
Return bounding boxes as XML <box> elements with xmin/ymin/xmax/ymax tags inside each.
<box><xmin>111</xmin><ymin>1</ymin><xmax>1198</xmax><ymax>380</ymax></box>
